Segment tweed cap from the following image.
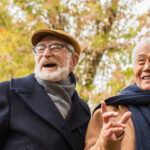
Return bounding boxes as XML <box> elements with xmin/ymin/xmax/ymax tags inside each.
<box><xmin>31</xmin><ymin>29</ymin><xmax>81</xmax><ymax>55</ymax></box>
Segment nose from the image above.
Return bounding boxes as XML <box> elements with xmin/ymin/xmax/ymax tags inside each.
<box><xmin>143</xmin><ymin>61</ymin><xmax>150</xmax><ymax>72</ymax></box>
<box><xmin>43</xmin><ymin>47</ymin><xmax>52</xmax><ymax>57</ymax></box>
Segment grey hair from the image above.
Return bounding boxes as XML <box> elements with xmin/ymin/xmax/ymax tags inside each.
<box><xmin>132</xmin><ymin>37</ymin><xmax>150</xmax><ymax>66</ymax></box>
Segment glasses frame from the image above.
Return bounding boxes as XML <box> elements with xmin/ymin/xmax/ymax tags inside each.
<box><xmin>32</xmin><ymin>43</ymin><xmax>75</xmax><ymax>55</ymax></box>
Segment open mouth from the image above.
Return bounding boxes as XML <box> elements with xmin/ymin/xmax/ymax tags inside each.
<box><xmin>43</xmin><ymin>63</ymin><xmax>57</xmax><ymax>68</ymax></box>
<box><xmin>142</xmin><ymin>76</ymin><xmax>150</xmax><ymax>80</ymax></box>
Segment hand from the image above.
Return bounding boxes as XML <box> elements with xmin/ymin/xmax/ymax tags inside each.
<box><xmin>100</xmin><ymin>101</ymin><xmax>131</xmax><ymax>141</ymax></box>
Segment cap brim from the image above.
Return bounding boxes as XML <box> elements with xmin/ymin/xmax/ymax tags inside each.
<box><xmin>31</xmin><ymin>29</ymin><xmax>81</xmax><ymax>55</ymax></box>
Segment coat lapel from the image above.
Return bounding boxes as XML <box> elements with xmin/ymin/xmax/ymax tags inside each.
<box><xmin>10</xmin><ymin>74</ymin><xmax>76</xmax><ymax>149</ymax></box>
<box><xmin>66</xmin><ymin>91</ymin><xmax>90</xmax><ymax>130</ymax></box>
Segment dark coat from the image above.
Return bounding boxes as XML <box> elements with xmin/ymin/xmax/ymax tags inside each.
<box><xmin>0</xmin><ymin>74</ymin><xmax>90</xmax><ymax>150</ymax></box>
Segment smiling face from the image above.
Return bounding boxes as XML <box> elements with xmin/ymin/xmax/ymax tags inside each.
<box><xmin>134</xmin><ymin>42</ymin><xmax>150</xmax><ymax>90</ymax></box>
<box><xmin>34</xmin><ymin>35</ymin><xmax>79</xmax><ymax>81</ymax></box>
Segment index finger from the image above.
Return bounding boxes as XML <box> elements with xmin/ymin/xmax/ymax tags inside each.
<box><xmin>101</xmin><ymin>101</ymin><xmax>107</xmax><ymax>114</ymax></box>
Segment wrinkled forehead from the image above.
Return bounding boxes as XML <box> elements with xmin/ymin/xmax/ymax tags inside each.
<box><xmin>135</xmin><ymin>45</ymin><xmax>150</xmax><ymax>57</ymax></box>
<box><xmin>37</xmin><ymin>35</ymin><xmax>71</xmax><ymax>45</ymax></box>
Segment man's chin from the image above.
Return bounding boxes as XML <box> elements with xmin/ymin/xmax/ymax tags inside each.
<box><xmin>35</xmin><ymin>73</ymin><xmax>58</xmax><ymax>81</ymax></box>
<box><xmin>42</xmin><ymin>67</ymin><xmax>58</xmax><ymax>72</ymax></box>
<box><xmin>140</xmin><ymin>85</ymin><xmax>150</xmax><ymax>90</ymax></box>
<box><xmin>35</xmin><ymin>63</ymin><xmax>70</xmax><ymax>81</ymax></box>
<box><xmin>35</xmin><ymin>70</ymin><xmax>69</xmax><ymax>82</ymax></box>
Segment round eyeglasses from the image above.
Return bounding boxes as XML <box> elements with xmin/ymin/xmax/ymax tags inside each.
<box><xmin>32</xmin><ymin>43</ymin><xmax>75</xmax><ymax>55</ymax></box>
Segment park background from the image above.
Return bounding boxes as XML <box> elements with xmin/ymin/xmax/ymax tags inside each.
<box><xmin>0</xmin><ymin>0</ymin><xmax>150</xmax><ymax>110</ymax></box>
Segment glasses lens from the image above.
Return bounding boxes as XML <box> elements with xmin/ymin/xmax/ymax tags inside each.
<box><xmin>50</xmin><ymin>44</ymin><xmax>63</xmax><ymax>52</ymax></box>
<box><xmin>34</xmin><ymin>45</ymin><xmax>45</xmax><ymax>54</ymax></box>
<box><xmin>33</xmin><ymin>44</ymin><xmax>64</xmax><ymax>55</ymax></box>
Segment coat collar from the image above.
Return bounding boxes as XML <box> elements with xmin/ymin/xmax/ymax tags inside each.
<box><xmin>10</xmin><ymin>73</ymin><xmax>76</xmax><ymax>91</ymax></box>
<box><xmin>10</xmin><ymin>74</ymin><xmax>90</xmax><ymax>149</ymax></box>
<box><xmin>10</xmin><ymin>74</ymin><xmax>35</xmax><ymax>92</ymax></box>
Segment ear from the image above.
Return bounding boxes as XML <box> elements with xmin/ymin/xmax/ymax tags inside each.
<box><xmin>70</xmin><ymin>54</ymin><xmax>79</xmax><ymax>71</ymax></box>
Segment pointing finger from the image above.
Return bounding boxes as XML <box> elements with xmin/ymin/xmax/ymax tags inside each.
<box><xmin>101</xmin><ymin>101</ymin><xmax>107</xmax><ymax>114</ymax></box>
<box><xmin>120</xmin><ymin>111</ymin><xmax>131</xmax><ymax>124</ymax></box>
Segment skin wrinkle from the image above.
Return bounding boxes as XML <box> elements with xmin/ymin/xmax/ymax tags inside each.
<box><xmin>35</xmin><ymin>52</ymin><xmax>72</xmax><ymax>81</ymax></box>
<box><xmin>132</xmin><ymin>38</ymin><xmax>150</xmax><ymax>65</ymax></box>
<box><xmin>134</xmin><ymin>42</ymin><xmax>150</xmax><ymax>90</ymax></box>
<box><xmin>34</xmin><ymin>35</ymin><xmax>78</xmax><ymax>82</ymax></box>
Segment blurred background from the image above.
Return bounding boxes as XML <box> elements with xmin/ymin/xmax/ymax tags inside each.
<box><xmin>0</xmin><ymin>0</ymin><xmax>150</xmax><ymax>110</ymax></box>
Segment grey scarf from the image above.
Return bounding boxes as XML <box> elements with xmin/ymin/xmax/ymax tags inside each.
<box><xmin>35</xmin><ymin>75</ymin><xmax>76</xmax><ymax>118</ymax></box>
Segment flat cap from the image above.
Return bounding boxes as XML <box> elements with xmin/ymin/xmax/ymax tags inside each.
<box><xmin>31</xmin><ymin>29</ymin><xmax>81</xmax><ymax>55</ymax></box>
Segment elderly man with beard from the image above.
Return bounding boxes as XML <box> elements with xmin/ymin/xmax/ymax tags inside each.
<box><xmin>84</xmin><ymin>38</ymin><xmax>150</xmax><ymax>150</ymax></box>
<box><xmin>0</xmin><ymin>29</ymin><xmax>90</xmax><ymax>150</ymax></box>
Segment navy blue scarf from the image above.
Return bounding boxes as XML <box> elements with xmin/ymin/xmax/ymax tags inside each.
<box><xmin>94</xmin><ymin>83</ymin><xmax>150</xmax><ymax>150</ymax></box>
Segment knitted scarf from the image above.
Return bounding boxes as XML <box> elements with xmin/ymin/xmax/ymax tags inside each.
<box><xmin>94</xmin><ymin>83</ymin><xmax>150</xmax><ymax>150</ymax></box>
<box><xmin>35</xmin><ymin>73</ymin><xmax>76</xmax><ymax>118</ymax></box>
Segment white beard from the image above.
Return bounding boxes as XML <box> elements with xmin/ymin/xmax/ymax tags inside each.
<box><xmin>34</xmin><ymin>53</ymin><xmax>71</xmax><ymax>81</ymax></box>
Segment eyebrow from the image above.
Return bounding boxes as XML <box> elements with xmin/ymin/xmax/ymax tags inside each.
<box><xmin>137</xmin><ymin>54</ymin><xmax>146</xmax><ymax>57</ymax></box>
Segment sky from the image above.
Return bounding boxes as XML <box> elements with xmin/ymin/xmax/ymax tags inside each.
<box><xmin>134</xmin><ymin>0</ymin><xmax>150</xmax><ymax>15</ymax></box>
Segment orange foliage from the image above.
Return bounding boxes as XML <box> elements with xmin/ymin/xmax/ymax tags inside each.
<box><xmin>0</xmin><ymin>28</ymin><xmax>4</xmax><ymax>33</ymax></box>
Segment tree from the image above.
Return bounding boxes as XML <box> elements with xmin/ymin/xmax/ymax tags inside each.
<box><xmin>0</xmin><ymin>0</ymin><xmax>150</xmax><ymax>109</ymax></box>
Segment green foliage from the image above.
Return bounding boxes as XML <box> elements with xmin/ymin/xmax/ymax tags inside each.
<box><xmin>0</xmin><ymin>0</ymin><xmax>149</xmax><ymax>110</ymax></box>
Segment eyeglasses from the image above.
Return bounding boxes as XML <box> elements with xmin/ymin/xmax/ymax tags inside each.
<box><xmin>32</xmin><ymin>43</ymin><xmax>75</xmax><ymax>55</ymax></box>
